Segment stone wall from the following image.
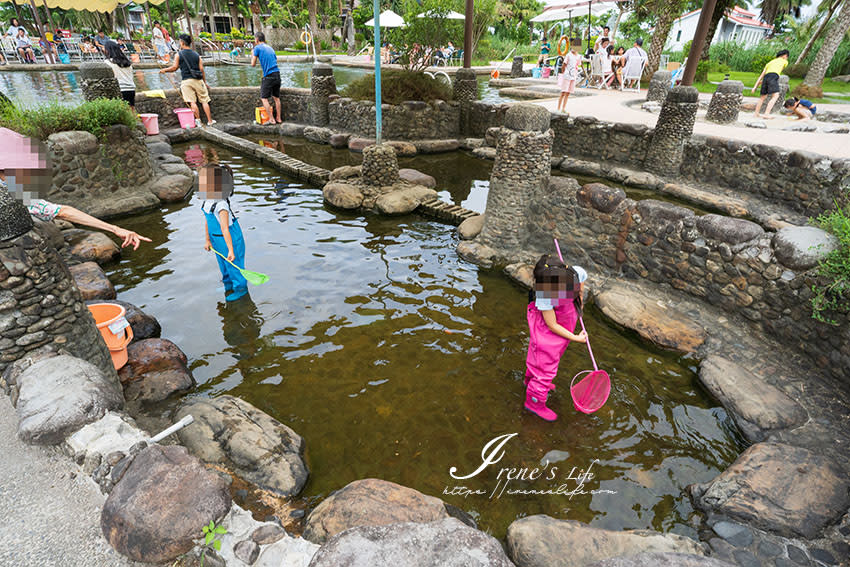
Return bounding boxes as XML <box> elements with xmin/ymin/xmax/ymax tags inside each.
<box><xmin>136</xmin><ymin>87</ymin><xmax>311</xmax><ymax>129</ymax></box>
<box><xmin>329</xmin><ymin>98</ymin><xmax>461</xmax><ymax>140</ymax></box>
<box><xmin>467</xmin><ymin>102</ymin><xmax>510</xmax><ymax>137</ymax></box>
<box><xmin>523</xmin><ymin>179</ymin><xmax>849</xmax><ymax>380</ymax></box>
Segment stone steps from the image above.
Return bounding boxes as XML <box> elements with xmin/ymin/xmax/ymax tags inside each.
<box><xmin>417</xmin><ymin>198</ymin><xmax>479</xmax><ymax>226</ymax></box>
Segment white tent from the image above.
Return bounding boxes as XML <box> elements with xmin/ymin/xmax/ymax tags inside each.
<box><xmin>365</xmin><ymin>10</ymin><xmax>406</xmax><ymax>28</ymax></box>
<box><xmin>416</xmin><ymin>10</ymin><xmax>465</xmax><ymax>20</ymax></box>
<box><xmin>531</xmin><ymin>0</ymin><xmax>622</xmax><ymax>22</ymax></box>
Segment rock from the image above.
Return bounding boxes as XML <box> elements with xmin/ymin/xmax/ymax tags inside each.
<box><xmin>587</xmin><ymin>553</ymin><xmax>736</xmax><ymax>567</ymax></box>
<box><xmin>696</xmin><ymin>214</ymin><xmax>763</xmax><ymax>245</ymax></box>
<box><xmin>386</xmin><ymin>141</ymin><xmax>417</xmax><ymax>157</ymax></box>
<box><xmin>15</xmin><ymin>354</ymin><xmax>124</xmax><ymax>445</ymax></box>
<box><xmin>279</xmin><ymin>123</ymin><xmax>306</xmax><ymax>137</ymax></box>
<box><xmin>504</xmin><ymin>263</ymin><xmax>534</xmax><ymax>288</ymax></box>
<box><xmin>323</xmin><ymin>182</ymin><xmax>364</xmax><ymax>209</ymax></box>
<box><xmin>578</xmin><ymin>183</ymin><xmax>627</xmax><ymax>214</ymax></box>
<box><xmin>329</xmin><ymin>133</ymin><xmax>351</xmax><ymax>148</ymax></box>
<box><xmin>458</xmin><ymin>215</ymin><xmax>484</xmax><ymax>240</ymax></box>
<box><xmin>460</xmin><ymin>137</ymin><xmax>485</xmax><ymax>150</ymax></box>
<box><xmin>329</xmin><ymin>165</ymin><xmax>362</xmax><ymax>181</ymax></box>
<box><xmin>303</xmin><ymin>478</ymin><xmax>449</xmax><ymax>544</ymax></box>
<box><xmin>70</xmin><ymin>261</ymin><xmax>116</xmax><ymax>300</ymax></box>
<box><xmin>48</xmin><ymin>130</ymin><xmax>99</xmax><ymax>154</ymax></box>
<box><xmin>145</xmin><ymin>141</ymin><xmax>174</xmax><ymax>156</ymax></box>
<box><xmin>456</xmin><ymin>240</ymin><xmax>497</xmax><ymax>268</ymax></box>
<box><xmin>641</xmin><ymin>101</ymin><xmax>662</xmax><ymax>113</ymax></box>
<box><xmin>744</xmin><ymin>121</ymin><xmax>767</xmax><ymax>129</ymax></box>
<box><xmin>176</xmin><ymin>395</ymin><xmax>308</xmax><ymax>498</ymax></box>
<box><xmin>308</xmin><ymin>518</ymin><xmax>513</xmax><ymax>567</ymax></box>
<box><xmin>414</xmin><ymin>139</ymin><xmax>460</xmax><ymax>154</ymax></box>
<box><xmin>304</xmin><ymin>126</ymin><xmax>333</xmax><ymax>144</ymax></box>
<box><xmin>375</xmin><ymin>186</ymin><xmax>437</xmax><ymax>215</ymax></box>
<box><xmin>594</xmin><ymin>284</ymin><xmax>706</xmax><ymax>353</ymax></box>
<box><xmin>398</xmin><ymin>169</ymin><xmax>436</xmax><ymax>188</ymax></box>
<box><xmin>689</xmin><ymin>442</ymin><xmax>850</xmax><ymax>539</ymax></box>
<box><xmin>66</xmin><ymin>412</ymin><xmax>147</xmax><ymax>463</ymax></box>
<box><xmin>117</xmin><ymin>339</ymin><xmax>195</xmax><ymax>404</ymax></box>
<box><xmin>234</xmin><ymin>540</ymin><xmax>260</xmax><ymax>565</ymax></box>
<box><xmin>158</xmin><ymin>162</ymin><xmax>193</xmax><ymax>177</ymax></box>
<box><xmin>624</xmin><ymin>171</ymin><xmax>659</xmax><ymax>189</ymax></box>
<box><xmin>216</xmin><ymin>504</ymin><xmax>319</xmax><ymax>567</ymax></box>
<box><xmin>85</xmin><ymin>300</ymin><xmax>161</xmax><ymax>343</ymax></box>
<box><xmin>711</xmin><ymin>521</ymin><xmax>753</xmax><ymax>548</ymax></box>
<box><xmin>152</xmin><ymin>174</ymin><xmax>193</xmax><ymax>203</ymax></box>
<box><xmin>823</xmin><ymin>124</ymin><xmax>849</xmax><ymax>134</ymax></box>
<box><xmin>504</xmin><ymin>103</ymin><xmax>551</xmax><ymax>132</ymax></box>
<box><xmin>252</xmin><ymin>524</ymin><xmax>286</xmax><ymax>545</ymax></box>
<box><xmin>32</xmin><ymin>218</ymin><xmax>65</xmax><ymax>250</ymax></box>
<box><xmin>1</xmin><ymin>344</ymin><xmax>60</xmax><ymax>405</ymax></box>
<box><xmin>64</xmin><ymin>229</ymin><xmax>121</xmax><ymax>264</ymax></box>
<box><xmin>472</xmin><ymin>147</ymin><xmax>497</xmax><ymax>160</ymax></box>
<box><xmin>101</xmin><ymin>444</ymin><xmax>232</xmax><ymax>563</ymax></box>
<box><xmin>507</xmin><ymin>516</ymin><xmax>705</xmax><ymax>567</ymax></box>
<box><xmin>484</xmin><ymin>127</ymin><xmax>500</xmax><ymax>147</ymax></box>
<box><xmin>699</xmin><ymin>356</ymin><xmax>807</xmax><ymax>442</ymax></box>
<box><xmin>783</xmin><ymin>123</ymin><xmax>817</xmax><ymax>132</ymax></box>
<box><xmin>772</xmin><ymin>226</ymin><xmax>839</xmax><ymax>271</ymax></box>
<box><xmin>348</xmin><ymin>137</ymin><xmax>376</xmax><ymax>152</ymax></box>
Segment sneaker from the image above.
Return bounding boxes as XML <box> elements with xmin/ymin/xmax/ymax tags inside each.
<box><xmin>207</xmin><ymin>120</ymin><xmax>217</xmax><ymax>126</ymax></box>
<box><xmin>195</xmin><ymin>118</ymin><xmax>202</xmax><ymax>127</ymax></box>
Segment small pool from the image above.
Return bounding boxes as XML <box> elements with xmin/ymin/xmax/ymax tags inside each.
<box><xmin>103</xmin><ymin>141</ymin><xmax>742</xmax><ymax>540</ymax></box>
<box><xmin>2</xmin><ymin>63</ymin><xmax>510</xmax><ymax>107</ymax></box>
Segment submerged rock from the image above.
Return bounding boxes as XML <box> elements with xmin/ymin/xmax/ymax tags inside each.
<box><xmin>375</xmin><ymin>186</ymin><xmax>437</xmax><ymax>215</ymax></box>
<box><xmin>15</xmin><ymin>354</ymin><xmax>124</xmax><ymax>445</ymax></box>
<box><xmin>64</xmin><ymin>229</ymin><xmax>121</xmax><ymax>264</ymax></box>
<box><xmin>70</xmin><ymin>261</ymin><xmax>116</xmax><ymax>300</ymax></box>
<box><xmin>303</xmin><ymin>478</ymin><xmax>449</xmax><ymax>544</ymax></box>
<box><xmin>398</xmin><ymin>168</ymin><xmax>436</xmax><ymax>188</ymax></box>
<box><xmin>387</xmin><ymin>141</ymin><xmax>417</xmax><ymax>157</ymax></box>
<box><xmin>323</xmin><ymin>182</ymin><xmax>364</xmax><ymax>209</ymax></box>
<box><xmin>348</xmin><ymin>137</ymin><xmax>376</xmax><ymax>153</ymax></box>
<box><xmin>689</xmin><ymin>442</ymin><xmax>849</xmax><ymax>539</ymax></box>
<box><xmin>329</xmin><ymin>133</ymin><xmax>351</xmax><ymax>149</ymax></box>
<box><xmin>101</xmin><ymin>444</ymin><xmax>232</xmax><ymax>563</ymax></box>
<box><xmin>308</xmin><ymin>518</ymin><xmax>513</xmax><ymax>567</ymax></box>
<box><xmin>118</xmin><ymin>338</ymin><xmax>195</xmax><ymax>404</ymax></box>
<box><xmin>176</xmin><ymin>395</ymin><xmax>308</xmax><ymax>498</ymax></box>
<box><xmin>506</xmin><ymin>516</ymin><xmax>705</xmax><ymax>567</ymax></box>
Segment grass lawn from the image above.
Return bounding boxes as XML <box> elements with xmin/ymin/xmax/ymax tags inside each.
<box><xmin>692</xmin><ymin>71</ymin><xmax>850</xmax><ymax>103</ymax></box>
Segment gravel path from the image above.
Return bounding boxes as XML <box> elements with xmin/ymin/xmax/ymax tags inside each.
<box><xmin>0</xmin><ymin>396</ymin><xmax>150</xmax><ymax>567</ymax></box>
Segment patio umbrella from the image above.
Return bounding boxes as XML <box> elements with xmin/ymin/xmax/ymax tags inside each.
<box><xmin>365</xmin><ymin>9</ymin><xmax>405</xmax><ymax>28</ymax></box>
<box><xmin>416</xmin><ymin>9</ymin><xmax>465</xmax><ymax>20</ymax></box>
<box><xmin>531</xmin><ymin>0</ymin><xmax>623</xmax><ymax>48</ymax></box>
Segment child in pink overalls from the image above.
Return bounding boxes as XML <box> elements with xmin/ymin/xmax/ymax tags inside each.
<box><xmin>525</xmin><ymin>255</ymin><xmax>587</xmax><ymax>421</ymax></box>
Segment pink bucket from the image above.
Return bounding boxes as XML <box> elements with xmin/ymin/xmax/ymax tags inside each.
<box><xmin>174</xmin><ymin>108</ymin><xmax>196</xmax><ymax>129</ymax></box>
<box><xmin>542</xmin><ymin>66</ymin><xmax>552</xmax><ymax>78</ymax></box>
<box><xmin>139</xmin><ymin>113</ymin><xmax>159</xmax><ymax>135</ymax></box>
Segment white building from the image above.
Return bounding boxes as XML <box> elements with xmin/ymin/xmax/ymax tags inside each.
<box><xmin>666</xmin><ymin>6</ymin><xmax>773</xmax><ymax>51</ymax></box>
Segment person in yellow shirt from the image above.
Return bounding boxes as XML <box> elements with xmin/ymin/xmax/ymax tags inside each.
<box><xmin>751</xmin><ymin>49</ymin><xmax>789</xmax><ymax>118</ymax></box>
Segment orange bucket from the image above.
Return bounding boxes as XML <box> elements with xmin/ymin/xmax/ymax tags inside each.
<box><xmin>88</xmin><ymin>303</ymin><xmax>134</xmax><ymax>370</ymax></box>
<box><xmin>255</xmin><ymin>107</ymin><xmax>270</xmax><ymax>124</ymax></box>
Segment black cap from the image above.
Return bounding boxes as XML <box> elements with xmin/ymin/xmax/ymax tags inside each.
<box><xmin>635</xmin><ymin>38</ymin><xmax>643</xmax><ymax>46</ymax></box>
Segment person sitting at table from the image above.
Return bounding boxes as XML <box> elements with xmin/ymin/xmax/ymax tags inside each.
<box><xmin>15</xmin><ymin>28</ymin><xmax>36</xmax><ymax>63</ymax></box>
<box><xmin>611</xmin><ymin>46</ymin><xmax>625</xmax><ymax>88</ymax></box>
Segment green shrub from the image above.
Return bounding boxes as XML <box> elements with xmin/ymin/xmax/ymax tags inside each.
<box><xmin>293</xmin><ymin>40</ymin><xmax>306</xmax><ymax>50</ymax></box>
<box><xmin>784</xmin><ymin>63</ymin><xmax>809</xmax><ymax>78</ymax></box>
<box><xmin>751</xmin><ymin>53</ymin><xmax>773</xmax><ymax>73</ymax></box>
<box><xmin>695</xmin><ymin>60</ymin><xmax>710</xmax><ymax>83</ymax></box>
<box><xmin>341</xmin><ymin>69</ymin><xmax>454</xmax><ymax>104</ymax></box>
<box><xmin>320</xmin><ymin>40</ymin><xmax>331</xmax><ymax>51</ymax></box>
<box><xmin>355</xmin><ymin>33</ymin><xmax>364</xmax><ymax>42</ymax></box>
<box><xmin>811</xmin><ymin>202</ymin><xmax>850</xmax><ymax>325</ymax></box>
<box><xmin>0</xmin><ymin>98</ymin><xmax>137</xmax><ymax>140</ymax></box>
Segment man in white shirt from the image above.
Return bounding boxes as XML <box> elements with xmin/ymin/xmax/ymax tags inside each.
<box><xmin>622</xmin><ymin>38</ymin><xmax>648</xmax><ymax>88</ymax></box>
<box><xmin>593</xmin><ymin>26</ymin><xmax>610</xmax><ymax>53</ymax></box>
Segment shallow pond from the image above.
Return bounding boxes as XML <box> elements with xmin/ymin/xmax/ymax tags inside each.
<box><xmin>102</xmin><ymin>141</ymin><xmax>742</xmax><ymax>540</ymax></box>
<box><xmin>2</xmin><ymin>63</ymin><xmax>509</xmax><ymax>107</ymax></box>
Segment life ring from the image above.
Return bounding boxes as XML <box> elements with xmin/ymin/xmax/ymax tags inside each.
<box><xmin>557</xmin><ymin>35</ymin><xmax>569</xmax><ymax>56</ymax></box>
<box><xmin>491</xmin><ymin>69</ymin><xmax>500</xmax><ymax>79</ymax></box>
<box><xmin>300</xmin><ymin>30</ymin><xmax>312</xmax><ymax>44</ymax></box>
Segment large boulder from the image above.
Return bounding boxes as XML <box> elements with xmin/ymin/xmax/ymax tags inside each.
<box><xmin>348</xmin><ymin>137</ymin><xmax>376</xmax><ymax>153</ymax></box>
<box><xmin>398</xmin><ymin>168</ymin><xmax>436</xmax><ymax>188</ymax></box>
<box><xmin>307</xmin><ymin>518</ymin><xmax>514</xmax><ymax>567</ymax></box>
<box><xmin>699</xmin><ymin>356</ymin><xmax>807</xmax><ymax>442</ymax></box>
<box><xmin>588</xmin><ymin>553</ymin><xmax>736</xmax><ymax>567</ymax></box>
<box><xmin>696</xmin><ymin>215</ymin><xmax>763</xmax><ymax>246</ymax></box>
<box><xmin>594</xmin><ymin>284</ymin><xmax>706</xmax><ymax>353</ymax></box>
<box><xmin>117</xmin><ymin>338</ymin><xmax>195</xmax><ymax>404</ymax></box>
<box><xmin>329</xmin><ymin>165</ymin><xmax>361</xmax><ymax>181</ymax></box>
<box><xmin>413</xmin><ymin>139</ymin><xmax>460</xmax><ymax>154</ymax></box>
<box><xmin>86</xmin><ymin>300</ymin><xmax>161</xmax><ymax>343</ymax></box>
<box><xmin>101</xmin><ymin>444</ymin><xmax>232</xmax><ymax>563</ymax></box>
<box><xmin>151</xmin><ymin>174</ymin><xmax>193</xmax><ymax>203</ymax></box>
<box><xmin>506</xmin><ymin>516</ymin><xmax>705</xmax><ymax>567</ymax></box>
<box><xmin>15</xmin><ymin>354</ymin><xmax>124</xmax><ymax>445</ymax></box>
<box><xmin>458</xmin><ymin>215</ymin><xmax>484</xmax><ymax>240</ymax></box>
<box><xmin>69</xmin><ymin>261</ymin><xmax>116</xmax><ymax>300</ymax></box>
<box><xmin>323</xmin><ymin>182</ymin><xmax>364</xmax><ymax>210</ymax></box>
<box><xmin>772</xmin><ymin>226</ymin><xmax>839</xmax><ymax>271</ymax></box>
<box><xmin>386</xmin><ymin>141</ymin><xmax>417</xmax><ymax>157</ymax></box>
<box><xmin>375</xmin><ymin>186</ymin><xmax>438</xmax><ymax>215</ymax></box>
<box><xmin>175</xmin><ymin>395</ymin><xmax>308</xmax><ymax>498</ymax></box>
<box><xmin>216</xmin><ymin>504</ymin><xmax>319</xmax><ymax>567</ymax></box>
<box><xmin>64</xmin><ymin>229</ymin><xmax>121</xmax><ymax>264</ymax></box>
<box><xmin>689</xmin><ymin>442</ymin><xmax>850</xmax><ymax>539</ymax></box>
<box><xmin>303</xmin><ymin>478</ymin><xmax>449</xmax><ymax>544</ymax></box>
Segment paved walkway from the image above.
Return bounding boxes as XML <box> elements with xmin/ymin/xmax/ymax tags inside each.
<box><xmin>0</xmin><ymin>397</ymin><xmax>147</xmax><ymax>567</ymax></box>
<box><xmin>526</xmin><ymin>86</ymin><xmax>850</xmax><ymax>159</ymax></box>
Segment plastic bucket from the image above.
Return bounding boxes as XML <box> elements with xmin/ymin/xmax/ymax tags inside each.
<box><xmin>531</xmin><ymin>67</ymin><xmax>541</xmax><ymax>78</ymax></box>
<box><xmin>255</xmin><ymin>107</ymin><xmax>269</xmax><ymax>125</ymax></box>
<box><xmin>87</xmin><ymin>303</ymin><xmax>134</xmax><ymax>370</ymax></box>
<box><xmin>174</xmin><ymin>107</ymin><xmax>196</xmax><ymax>129</ymax></box>
<box><xmin>139</xmin><ymin>113</ymin><xmax>160</xmax><ymax>135</ymax></box>
<box><xmin>542</xmin><ymin>66</ymin><xmax>551</xmax><ymax>78</ymax></box>
<box><xmin>58</xmin><ymin>52</ymin><xmax>70</xmax><ymax>64</ymax></box>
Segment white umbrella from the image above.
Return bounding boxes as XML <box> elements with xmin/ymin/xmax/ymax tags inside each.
<box><xmin>365</xmin><ymin>9</ymin><xmax>405</xmax><ymax>27</ymax></box>
<box><xmin>531</xmin><ymin>0</ymin><xmax>622</xmax><ymax>21</ymax></box>
<box><xmin>416</xmin><ymin>9</ymin><xmax>465</xmax><ymax>20</ymax></box>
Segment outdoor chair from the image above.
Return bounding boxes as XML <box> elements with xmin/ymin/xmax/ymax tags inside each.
<box><xmin>449</xmin><ymin>49</ymin><xmax>462</xmax><ymax>66</ymax></box>
<box><xmin>1</xmin><ymin>36</ymin><xmax>21</xmax><ymax>63</ymax></box>
<box><xmin>589</xmin><ymin>52</ymin><xmax>613</xmax><ymax>89</ymax></box>
<box><xmin>60</xmin><ymin>37</ymin><xmax>82</xmax><ymax>61</ymax></box>
<box><xmin>621</xmin><ymin>58</ymin><xmax>646</xmax><ymax>92</ymax></box>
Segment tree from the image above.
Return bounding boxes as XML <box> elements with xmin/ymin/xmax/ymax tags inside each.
<box><xmin>699</xmin><ymin>0</ymin><xmax>736</xmax><ymax>61</ymax></box>
<box><xmin>795</xmin><ymin>0</ymin><xmax>850</xmax><ymax>98</ymax></box>
<box><xmin>389</xmin><ymin>0</ymin><xmax>463</xmax><ymax>70</ymax></box>
<box><xmin>758</xmin><ymin>0</ymin><xmax>809</xmax><ymax>28</ymax></box>
<box><xmin>794</xmin><ymin>0</ymin><xmax>843</xmax><ymax>64</ymax></box>
<box><xmin>639</xmin><ymin>0</ymin><xmax>687</xmax><ymax>78</ymax></box>
<box><xmin>468</xmin><ymin>0</ymin><xmax>499</xmax><ymax>59</ymax></box>
<box><xmin>308</xmin><ymin>0</ymin><xmax>320</xmax><ymax>52</ymax></box>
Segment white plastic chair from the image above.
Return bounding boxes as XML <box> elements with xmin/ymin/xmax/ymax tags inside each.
<box><xmin>1</xmin><ymin>36</ymin><xmax>21</xmax><ymax>63</ymax></box>
<box><xmin>590</xmin><ymin>52</ymin><xmax>613</xmax><ymax>89</ymax></box>
<box><xmin>61</xmin><ymin>38</ymin><xmax>82</xmax><ymax>61</ymax></box>
<box><xmin>622</xmin><ymin>57</ymin><xmax>646</xmax><ymax>92</ymax></box>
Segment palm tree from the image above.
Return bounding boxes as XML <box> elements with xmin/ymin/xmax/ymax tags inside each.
<box><xmin>758</xmin><ymin>0</ymin><xmax>809</xmax><ymax>28</ymax></box>
<box><xmin>794</xmin><ymin>0</ymin><xmax>843</xmax><ymax>64</ymax></box>
<box><xmin>795</xmin><ymin>0</ymin><xmax>850</xmax><ymax>98</ymax></box>
<box><xmin>699</xmin><ymin>0</ymin><xmax>737</xmax><ymax>61</ymax></box>
<box><xmin>643</xmin><ymin>0</ymin><xmax>686</xmax><ymax>78</ymax></box>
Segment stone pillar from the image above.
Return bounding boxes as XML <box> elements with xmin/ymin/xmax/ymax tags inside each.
<box><xmin>706</xmin><ymin>80</ymin><xmax>743</xmax><ymax>124</ymax></box>
<box><xmin>361</xmin><ymin>144</ymin><xmax>399</xmax><ymax>187</ymax></box>
<box><xmin>79</xmin><ymin>62</ymin><xmax>121</xmax><ymax>102</ymax></box>
<box><xmin>475</xmin><ymin>104</ymin><xmax>553</xmax><ymax>256</ymax></box>
<box><xmin>646</xmin><ymin>70</ymin><xmax>672</xmax><ymax>103</ymax></box>
<box><xmin>771</xmin><ymin>75</ymin><xmax>790</xmax><ymax>115</ymax></box>
<box><xmin>453</xmin><ymin>68</ymin><xmax>478</xmax><ymax>136</ymax></box>
<box><xmin>310</xmin><ymin>63</ymin><xmax>337</xmax><ymax>126</ymax></box>
<box><xmin>510</xmin><ymin>56</ymin><xmax>526</xmax><ymax>78</ymax></box>
<box><xmin>644</xmin><ymin>86</ymin><xmax>699</xmax><ymax>175</ymax></box>
<box><xmin>0</xmin><ymin>188</ymin><xmax>116</xmax><ymax>378</ymax></box>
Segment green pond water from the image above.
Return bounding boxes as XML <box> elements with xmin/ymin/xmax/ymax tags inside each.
<box><xmin>103</xmin><ymin>143</ymin><xmax>743</xmax><ymax>540</ymax></box>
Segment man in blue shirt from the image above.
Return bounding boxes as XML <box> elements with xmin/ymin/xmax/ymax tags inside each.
<box><xmin>251</xmin><ymin>32</ymin><xmax>281</xmax><ymax>124</ymax></box>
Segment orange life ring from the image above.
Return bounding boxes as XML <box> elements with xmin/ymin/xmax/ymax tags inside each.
<box><xmin>557</xmin><ymin>35</ymin><xmax>569</xmax><ymax>56</ymax></box>
<box><xmin>300</xmin><ymin>31</ymin><xmax>312</xmax><ymax>44</ymax></box>
<box><xmin>491</xmin><ymin>69</ymin><xmax>500</xmax><ymax>79</ymax></box>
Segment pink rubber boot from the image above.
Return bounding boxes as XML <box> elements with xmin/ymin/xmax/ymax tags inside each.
<box><xmin>525</xmin><ymin>383</ymin><xmax>557</xmax><ymax>421</ymax></box>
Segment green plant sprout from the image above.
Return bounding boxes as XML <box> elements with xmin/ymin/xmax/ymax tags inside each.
<box><xmin>200</xmin><ymin>520</ymin><xmax>227</xmax><ymax>567</ymax></box>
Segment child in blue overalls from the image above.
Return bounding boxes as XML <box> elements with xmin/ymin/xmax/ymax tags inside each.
<box><xmin>199</xmin><ymin>163</ymin><xmax>248</xmax><ymax>302</ymax></box>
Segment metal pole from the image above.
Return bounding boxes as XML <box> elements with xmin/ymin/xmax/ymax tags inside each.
<box><xmin>373</xmin><ymin>0</ymin><xmax>381</xmax><ymax>144</ymax></box>
<box><xmin>681</xmin><ymin>0</ymin><xmax>717</xmax><ymax>86</ymax></box>
<box><xmin>462</xmin><ymin>0</ymin><xmax>473</xmax><ymax>67</ymax></box>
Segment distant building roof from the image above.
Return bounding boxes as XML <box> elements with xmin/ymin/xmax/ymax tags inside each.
<box><xmin>673</xmin><ymin>5</ymin><xmax>773</xmax><ymax>31</ymax></box>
